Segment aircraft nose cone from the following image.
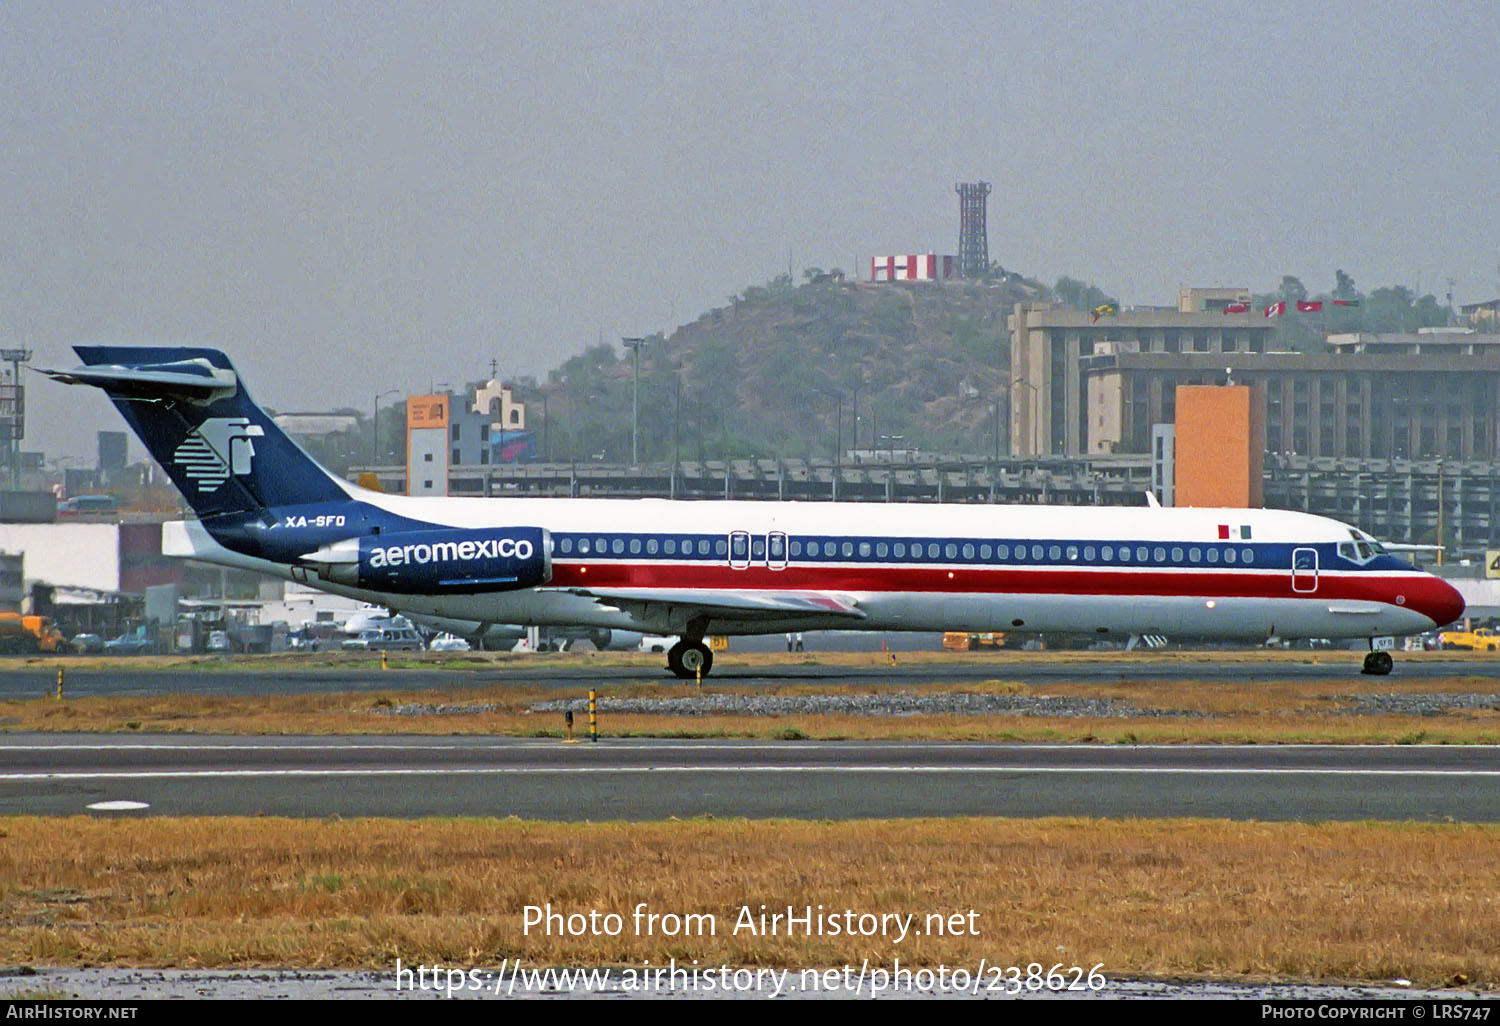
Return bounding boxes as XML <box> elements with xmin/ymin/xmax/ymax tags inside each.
<box><xmin>1406</xmin><ymin>575</ymin><xmax>1465</xmax><ymax>628</ymax></box>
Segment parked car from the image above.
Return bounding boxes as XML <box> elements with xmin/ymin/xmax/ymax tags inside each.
<box><xmin>638</xmin><ymin>634</ymin><xmax>680</xmax><ymax>654</ymax></box>
<box><xmin>69</xmin><ymin>633</ymin><xmax>105</xmax><ymax>654</ymax></box>
<box><xmin>105</xmin><ymin>630</ymin><xmax>156</xmax><ymax>655</ymax></box>
<box><xmin>428</xmin><ymin>633</ymin><xmax>472</xmax><ymax>652</ymax></box>
<box><xmin>340</xmin><ymin>627</ymin><xmax>425</xmax><ymax>652</ymax></box>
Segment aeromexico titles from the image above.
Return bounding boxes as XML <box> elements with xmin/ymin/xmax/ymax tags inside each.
<box><xmin>43</xmin><ymin>347</ymin><xmax>1464</xmax><ymax>678</ymax></box>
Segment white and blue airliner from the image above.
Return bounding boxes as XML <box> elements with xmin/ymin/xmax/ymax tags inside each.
<box><xmin>43</xmin><ymin>346</ymin><xmax>1464</xmax><ymax>678</ymax></box>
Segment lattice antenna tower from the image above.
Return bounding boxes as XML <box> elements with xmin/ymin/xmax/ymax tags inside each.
<box><xmin>955</xmin><ymin>181</ymin><xmax>992</xmax><ymax>278</ymax></box>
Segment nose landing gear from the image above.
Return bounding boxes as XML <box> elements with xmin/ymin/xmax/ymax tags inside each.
<box><xmin>1361</xmin><ymin>650</ymin><xmax>1393</xmax><ymax>676</ymax></box>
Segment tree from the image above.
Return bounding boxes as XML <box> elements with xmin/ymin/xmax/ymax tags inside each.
<box><xmin>1052</xmin><ymin>276</ymin><xmax>1119</xmax><ymax>312</ymax></box>
<box><xmin>1277</xmin><ymin>276</ymin><xmax>1308</xmax><ymax>305</ymax></box>
<box><xmin>1324</xmin><ymin>269</ymin><xmax>1364</xmax><ymax>333</ymax></box>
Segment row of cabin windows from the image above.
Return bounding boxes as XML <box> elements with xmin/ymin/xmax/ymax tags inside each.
<box><xmin>553</xmin><ymin>535</ymin><xmax>1258</xmax><ymax>566</ymax></box>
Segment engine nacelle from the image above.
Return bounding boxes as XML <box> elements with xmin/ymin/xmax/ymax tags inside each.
<box><xmin>300</xmin><ymin>527</ymin><xmax>551</xmax><ymax>594</ymax></box>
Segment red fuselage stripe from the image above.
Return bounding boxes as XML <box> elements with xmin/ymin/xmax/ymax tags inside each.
<box><xmin>548</xmin><ymin>562</ymin><xmax>1428</xmax><ymax>605</ymax></box>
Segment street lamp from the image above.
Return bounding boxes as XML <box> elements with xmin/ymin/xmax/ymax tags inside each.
<box><xmin>850</xmin><ymin>384</ymin><xmax>861</xmax><ymax>452</ymax></box>
<box><xmin>621</xmin><ymin>337</ymin><xmax>649</xmax><ymax>465</ymax></box>
<box><xmin>372</xmin><ymin>390</ymin><xmax>399</xmax><ymax>464</ymax></box>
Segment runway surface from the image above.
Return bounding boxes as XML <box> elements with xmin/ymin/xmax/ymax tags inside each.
<box><xmin>5</xmin><ymin>734</ymin><xmax>1498</xmax><ymax>821</ymax></box>
<box><xmin>2</xmin><ymin>655</ymin><xmax>1498</xmax><ymax>699</ymax></box>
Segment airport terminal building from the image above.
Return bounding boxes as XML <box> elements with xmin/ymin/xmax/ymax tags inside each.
<box><xmin>1010</xmin><ymin>299</ymin><xmax>1500</xmax><ymax>464</ymax></box>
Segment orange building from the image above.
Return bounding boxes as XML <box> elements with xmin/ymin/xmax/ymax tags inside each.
<box><xmin>1173</xmin><ymin>385</ymin><xmax>1264</xmax><ymax>508</ymax></box>
<box><xmin>406</xmin><ymin>394</ymin><xmax>450</xmax><ymax>496</ymax></box>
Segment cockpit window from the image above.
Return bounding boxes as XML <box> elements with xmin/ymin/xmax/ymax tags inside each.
<box><xmin>1339</xmin><ymin>536</ymin><xmax>1383</xmax><ymax>564</ymax></box>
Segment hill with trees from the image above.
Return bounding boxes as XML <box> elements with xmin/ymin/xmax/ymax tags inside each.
<box><xmin>538</xmin><ymin>269</ymin><xmax>1056</xmax><ymax>464</ymax></box>
<box><xmin>306</xmin><ymin>267</ymin><xmax>1461</xmax><ymax>476</ymax></box>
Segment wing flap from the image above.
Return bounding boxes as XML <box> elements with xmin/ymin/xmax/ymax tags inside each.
<box><xmin>558</xmin><ymin>587</ymin><xmax>866</xmax><ymax>622</ymax></box>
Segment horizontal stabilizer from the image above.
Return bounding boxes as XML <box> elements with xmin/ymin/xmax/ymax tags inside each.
<box><xmin>38</xmin><ymin>358</ymin><xmax>239</xmax><ymax>404</ymax></box>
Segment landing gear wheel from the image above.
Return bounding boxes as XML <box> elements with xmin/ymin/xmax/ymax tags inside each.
<box><xmin>667</xmin><ymin>640</ymin><xmax>714</xmax><ymax>679</ymax></box>
<box><xmin>1362</xmin><ymin>650</ymin><xmax>1393</xmax><ymax>676</ymax></box>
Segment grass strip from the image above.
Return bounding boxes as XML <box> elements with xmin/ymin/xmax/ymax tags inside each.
<box><xmin>0</xmin><ymin>816</ymin><xmax>1494</xmax><ymax>987</ymax></box>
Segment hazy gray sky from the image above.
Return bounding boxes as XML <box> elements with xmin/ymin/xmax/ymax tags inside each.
<box><xmin>3</xmin><ymin>0</ymin><xmax>1497</xmax><ymax>460</ymax></box>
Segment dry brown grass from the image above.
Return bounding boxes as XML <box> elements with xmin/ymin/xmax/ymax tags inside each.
<box><xmin>0</xmin><ymin>816</ymin><xmax>1496</xmax><ymax>986</ymax></box>
<box><xmin>5</xmin><ymin>664</ymin><xmax>1500</xmax><ymax>743</ymax></box>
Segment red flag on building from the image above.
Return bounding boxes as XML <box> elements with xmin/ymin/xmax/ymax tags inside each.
<box><xmin>1223</xmin><ymin>302</ymin><xmax>1249</xmax><ymax>314</ymax></box>
<box><xmin>1296</xmin><ymin>300</ymin><xmax>1323</xmax><ymax>313</ymax></box>
<box><xmin>1264</xmin><ymin>301</ymin><xmax>1286</xmax><ymax>317</ymax></box>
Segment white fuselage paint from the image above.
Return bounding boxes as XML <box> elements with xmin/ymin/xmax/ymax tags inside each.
<box><xmin>168</xmin><ymin>491</ymin><xmax>1449</xmax><ymax>642</ymax></box>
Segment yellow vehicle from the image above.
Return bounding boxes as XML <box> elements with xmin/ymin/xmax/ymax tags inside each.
<box><xmin>0</xmin><ymin>612</ymin><xmax>67</xmax><ymax>654</ymax></box>
<box><xmin>1438</xmin><ymin>626</ymin><xmax>1500</xmax><ymax>651</ymax></box>
<box><xmin>942</xmin><ymin>631</ymin><xmax>1007</xmax><ymax>652</ymax></box>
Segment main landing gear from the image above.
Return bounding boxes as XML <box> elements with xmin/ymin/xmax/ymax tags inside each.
<box><xmin>667</xmin><ymin>639</ymin><xmax>714</xmax><ymax>679</ymax></box>
<box><xmin>1361</xmin><ymin>650</ymin><xmax>1394</xmax><ymax>676</ymax></box>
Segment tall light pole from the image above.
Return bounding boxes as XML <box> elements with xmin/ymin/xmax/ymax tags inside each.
<box><xmin>372</xmin><ymin>390</ymin><xmax>398</xmax><ymax>464</ymax></box>
<box><xmin>850</xmin><ymin>384</ymin><xmax>861</xmax><ymax>452</ymax></box>
<box><xmin>621</xmin><ymin>337</ymin><xmax>648</xmax><ymax>465</ymax></box>
<box><xmin>541</xmin><ymin>388</ymin><xmax>550</xmax><ymax>462</ymax></box>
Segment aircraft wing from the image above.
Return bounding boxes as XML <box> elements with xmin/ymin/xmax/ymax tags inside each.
<box><xmin>557</xmin><ymin>587</ymin><xmax>867</xmax><ymax>624</ymax></box>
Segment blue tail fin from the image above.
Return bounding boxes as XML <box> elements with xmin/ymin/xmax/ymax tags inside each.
<box><xmin>43</xmin><ymin>346</ymin><xmax>349</xmax><ymax>519</ymax></box>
